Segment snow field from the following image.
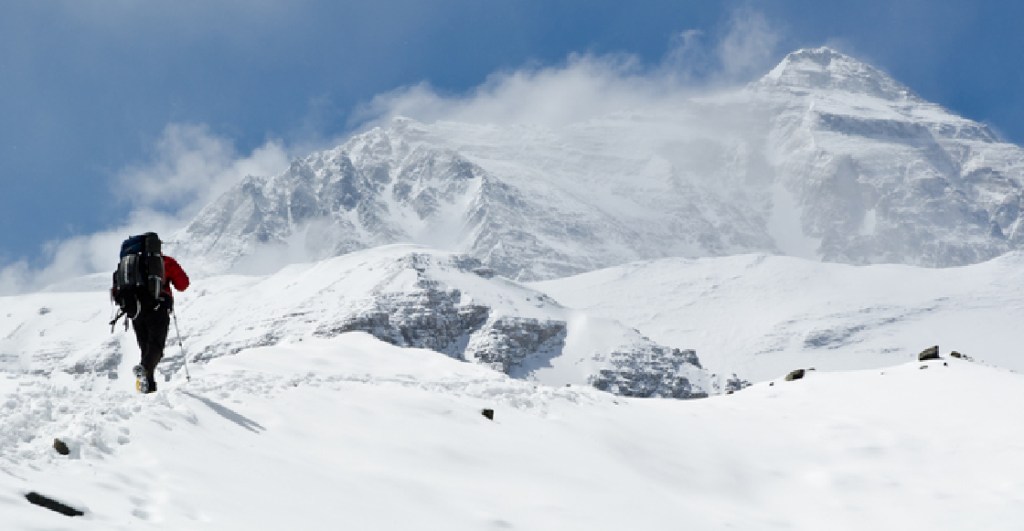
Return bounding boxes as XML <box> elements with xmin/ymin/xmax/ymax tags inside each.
<box><xmin>533</xmin><ymin>251</ymin><xmax>1024</xmax><ymax>382</ymax></box>
<box><xmin>3</xmin><ymin>332</ymin><xmax>1023</xmax><ymax>530</ymax></box>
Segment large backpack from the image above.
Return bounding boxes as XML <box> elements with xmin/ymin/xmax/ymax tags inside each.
<box><xmin>112</xmin><ymin>232</ymin><xmax>166</xmax><ymax>320</ymax></box>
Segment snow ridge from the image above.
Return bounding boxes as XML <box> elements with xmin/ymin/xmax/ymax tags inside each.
<box><xmin>1</xmin><ymin>246</ymin><xmax>715</xmax><ymax>400</ymax></box>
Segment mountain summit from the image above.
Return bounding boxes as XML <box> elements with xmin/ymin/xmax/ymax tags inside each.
<box><xmin>758</xmin><ymin>47</ymin><xmax>916</xmax><ymax>100</ymax></box>
<box><xmin>174</xmin><ymin>48</ymin><xmax>1024</xmax><ymax>278</ymax></box>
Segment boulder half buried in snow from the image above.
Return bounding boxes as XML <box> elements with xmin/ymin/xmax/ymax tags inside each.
<box><xmin>785</xmin><ymin>369</ymin><xmax>807</xmax><ymax>381</ymax></box>
<box><xmin>918</xmin><ymin>346</ymin><xmax>941</xmax><ymax>361</ymax></box>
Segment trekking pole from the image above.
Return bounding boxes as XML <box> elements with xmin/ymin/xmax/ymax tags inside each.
<box><xmin>171</xmin><ymin>310</ymin><xmax>192</xmax><ymax>382</ymax></box>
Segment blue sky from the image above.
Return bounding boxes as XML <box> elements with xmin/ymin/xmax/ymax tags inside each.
<box><xmin>1</xmin><ymin>0</ymin><xmax>1022</xmax><ymax>286</ymax></box>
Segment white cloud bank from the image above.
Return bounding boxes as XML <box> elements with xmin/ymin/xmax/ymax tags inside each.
<box><xmin>0</xmin><ymin>125</ymin><xmax>290</xmax><ymax>295</ymax></box>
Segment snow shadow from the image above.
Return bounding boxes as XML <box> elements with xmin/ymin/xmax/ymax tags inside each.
<box><xmin>180</xmin><ymin>391</ymin><xmax>266</xmax><ymax>434</ymax></box>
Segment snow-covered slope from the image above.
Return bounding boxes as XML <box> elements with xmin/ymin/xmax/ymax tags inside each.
<box><xmin>174</xmin><ymin>47</ymin><xmax>1024</xmax><ymax>279</ymax></box>
<box><xmin>2</xmin><ymin>332</ymin><xmax>1022</xmax><ymax>530</ymax></box>
<box><xmin>0</xmin><ymin>245</ymin><xmax>714</xmax><ymax>399</ymax></box>
<box><xmin>5</xmin><ymin>246</ymin><xmax>1024</xmax><ymax>528</ymax></box>
<box><xmin>533</xmin><ymin>251</ymin><xmax>1024</xmax><ymax>382</ymax></box>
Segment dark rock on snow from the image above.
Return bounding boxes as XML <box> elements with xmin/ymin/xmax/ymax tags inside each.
<box><xmin>52</xmin><ymin>438</ymin><xmax>70</xmax><ymax>456</ymax></box>
<box><xmin>918</xmin><ymin>345</ymin><xmax>941</xmax><ymax>361</ymax></box>
<box><xmin>25</xmin><ymin>492</ymin><xmax>84</xmax><ymax>517</ymax></box>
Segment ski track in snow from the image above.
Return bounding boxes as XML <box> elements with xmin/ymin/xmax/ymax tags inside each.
<box><xmin>1</xmin><ymin>342</ymin><xmax>595</xmax><ymax>468</ymax></box>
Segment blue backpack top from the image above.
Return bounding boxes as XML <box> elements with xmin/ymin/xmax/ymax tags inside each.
<box><xmin>120</xmin><ymin>233</ymin><xmax>162</xmax><ymax>258</ymax></box>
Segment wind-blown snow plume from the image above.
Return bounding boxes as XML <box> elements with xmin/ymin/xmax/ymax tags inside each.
<box><xmin>715</xmin><ymin>8</ymin><xmax>783</xmax><ymax>81</ymax></box>
<box><xmin>355</xmin><ymin>9</ymin><xmax>783</xmax><ymax>128</ymax></box>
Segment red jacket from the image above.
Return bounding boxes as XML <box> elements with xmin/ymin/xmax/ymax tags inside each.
<box><xmin>162</xmin><ymin>255</ymin><xmax>190</xmax><ymax>299</ymax></box>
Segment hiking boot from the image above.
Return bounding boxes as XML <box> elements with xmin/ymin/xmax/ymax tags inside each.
<box><xmin>133</xmin><ymin>364</ymin><xmax>150</xmax><ymax>394</ymax></box>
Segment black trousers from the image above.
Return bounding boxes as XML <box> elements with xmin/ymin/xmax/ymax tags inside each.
<box><xmin>131</xmin><ymin>307</ymin><xmax>170</xmax><ymax>391</ymax></box>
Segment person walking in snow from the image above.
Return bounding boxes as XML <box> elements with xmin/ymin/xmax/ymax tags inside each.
<box><xmin>110</xmin><ymin>232</ymin><xmax>190</xmax><ymax>393</ymax></box>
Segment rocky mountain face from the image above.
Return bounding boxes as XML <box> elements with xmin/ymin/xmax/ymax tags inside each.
<box><xmin>757</xmin><ymin>47</ymin><xmax>1024</xmax><ymax>266</ymax></box>
<box><xmin>174</xmin><ymin>47</ymin><xmax>1024</xmax><ymax>279</ymax></box>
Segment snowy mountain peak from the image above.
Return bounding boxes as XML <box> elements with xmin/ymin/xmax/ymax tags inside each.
<box><xmin>759</xmin><ymin>47</ymin><xmax>916</xmax><ymax>100</ymax></box>
<box><xmin>173</xmin><ymin>47</ymin><xmax>1024</xmax><ymax>279</ymax></box>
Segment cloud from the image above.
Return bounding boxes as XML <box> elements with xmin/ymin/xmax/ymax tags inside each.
<box><xmin>715</xmin><ymin>8</ymin><xmax>783</xmax><ymax>82</ymax></box>
<box><xmin>0</xmin><ymin>125</ymin><xmax>291</xmax><ymax>295</ymax></box>
<box><xmin>116</xmin><ymin>124</ymin><xmax>290</xmax><ymax>219</ymax></box>
<box><xmin>661</xmin><ymin>29</ymin><xmax>709</xmax><ymax>83</ymax></box>
<box><xmin>355</xmin><ymin>52</ymin><xmax>677</xmax><ymax>129</ymax></box>
<box><xmin>0</xmin><ymin>210</ymin><xmax>181</xmax><ymax>295</ymax></box>
<box><xmin>355</xmin><ymin>8</ymin><xmax>783</xmax><ymax>129</ymax></box>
